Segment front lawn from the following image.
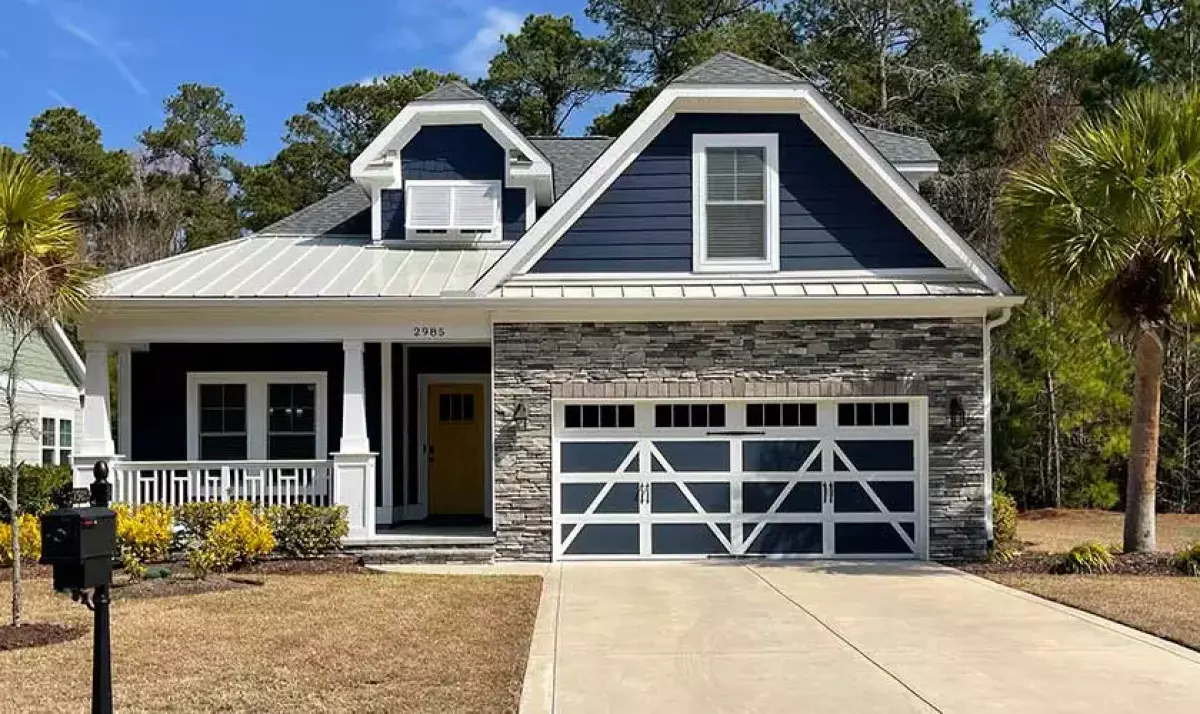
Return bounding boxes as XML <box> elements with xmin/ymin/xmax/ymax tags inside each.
<box><xmin>0</xmin><ymin>570</ymin><xmax>542</xmax><ymax>713</ymax></box>
<box><xmin>1017</xmin><ymin>509</ymin><xmax>1200</xmax><ymax>552</ymax></box>
<box><xmin>964</xmin><ymin>508</ymin><xmax>1200</xmax><ymax>653</ymax></box>
<box><xmin>984</xmin><ymin>572</ymin><xmax>1200</xmax><ymax>650</ymax></box>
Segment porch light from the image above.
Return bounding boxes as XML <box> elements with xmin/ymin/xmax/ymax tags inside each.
<box><xmin>512</xmin><ymin>402</ymin><xmax>529</xmax><ymax>431</ymax></box>
<box><xmin>948</xmin><ymin>397</ymin><xmax>966</xmax><ymax>429</ymax></box>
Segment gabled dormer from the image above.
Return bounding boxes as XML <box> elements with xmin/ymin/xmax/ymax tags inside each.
<box><xmin>350</xmin><ymin>82</ymin><xmax>553</xmax><ymax>245</ymax></box>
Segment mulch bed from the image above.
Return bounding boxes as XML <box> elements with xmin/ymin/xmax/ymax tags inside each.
<box><xmin>961</xmin><ymin>549</ymin><xmax>1179</xmax><ymax>576</ymax></box>
<box><xmin>0</xmin><ymin>622</ymin><xmax>86</xmax><ymax>651</ymax></box>
<box><xmin>239</xmin><ymin>555</ymin><xmax>371</xmax><ymax>576</ymax></box>
<box><xmin>112</xmin><ymin>575</ymin><xmax>264</xmax><ymax>601</ymax></box>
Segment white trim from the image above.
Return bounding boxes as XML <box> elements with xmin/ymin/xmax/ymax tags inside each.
<box><xmin>350</xmin><ymin>101</ymin><xmax>552</xmax><ymax>198</ymax></box>
<box><xmin>378</xmin><ymin>342</ymin><xmax>394</xmax><ymax>525</ymax></box>
<box><xmin>691</xmin><ymin>133</ymin><xmax>780</xmax><ymax>273</ymax></box>
<box><xmin>46</xmin><ymin>321</ymin><xmax>85</xmax><ymax>386</ymax></box>
<box><xmin>473</xmin><ymin>85</ymin><xmax>1011</xmax><ymax>296</ymax></box>
<box><xmin>370</xmin><ymin>186</ymin><xmax>383</xmax><ymax>243</ymax></box>
<box><xmin>185</xmin><ymin>371</ymin><xmax>328</xmax><ymax>462</ymax></box>
<box><xmin>416</xmin><ymin>373</ymin><xmax>492</xmax><ymax>518</ymax></box>
<box><xmin>117</xmin><ymin>347</ymin><xmax>132</xmax><ymax>456</ymax></box>
<box><xmin>401</xmin><ymin>345</ymin><xmax>421</xmax><ymax>520</ymax></box>
<box><xmin>524</xmin><ymin>188</ymin><xmax>536</xmax><ymax>231</ymax></box>
<box><xmin>895</xmin><ymin>162</ymin><xmax>942</xmax><ymax>174</ymax></box>
<box><xmin>507</xmin><ymin>268</ymin><xmax>965</xmax><ymax>285</ymax></box>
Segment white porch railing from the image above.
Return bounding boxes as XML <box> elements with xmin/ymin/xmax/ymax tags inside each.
<box><xmin>107</xmin><ymin>460</ymin><xmax>334</xmax><ymax>508</ymax></box>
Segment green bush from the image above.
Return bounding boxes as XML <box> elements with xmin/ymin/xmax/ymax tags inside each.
<box><xmin>175</xmin><ymin>502</ymin><xmax>238</xmax><ymax>543</ymax></box>
<box><xmin>993</xmin><ymin>491</ymin><xmax>1018</xmax><ymax>546</ymax></box>
<box><xmin>1057</xmin><ymin>541</ymin><xmax>1115</xmax><ymax>574</ymax></box>
<box><xmin>265</xmin><ymin>504</ymin><xmax>349</xmax><ymax>557</ymax></box>
<box><xmin>0</xmin><ymin>464</ymin><xmax>72</xmax><ymax>519</ymax></box>
<box><xmin>188</xmin><ymin>503</ymin><xmax>275</xmax><ymax>576</ymax></box>
<box><xmin>1170</xmin><ymin>543</ymin><xmax>1200</xmax><ymax>577</ymax></box>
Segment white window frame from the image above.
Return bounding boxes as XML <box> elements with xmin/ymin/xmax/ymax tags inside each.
<box><xmin>186</xmin><ymin>372</ymin><xmax>328</xmax><ymax>461</ymax></box>
<box><xmin>403</xmin><ymin>179</ymin><xmax>502</xmax><ymax>241</ymax></box>
<box><xmin>691</xmin><ymin>133</ymin><xmax>780</xmax><ymax>273</ymax></box>
<box><xmin>39</xmin><ymin>409</ymin><xmax>74</xmax><ymax>466</ymax></box>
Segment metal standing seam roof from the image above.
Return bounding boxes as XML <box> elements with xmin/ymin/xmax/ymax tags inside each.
<box><xmin>492</xmin><ymin>279</ymin><xmax>993</xmax><ymax>300</ymax></box>
<box><xmin>98</xmin><ymin>237</ymin><xmax>508</xmax><ymax>299</ymax></box>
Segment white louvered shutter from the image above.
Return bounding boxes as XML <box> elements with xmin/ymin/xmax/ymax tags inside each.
<box><xmin>705</xmin><ymin>147</ymin><xmax>766</xmax><ymax>260</ymax></box>
<box><xmin>406</xmin><ymin>184</ymin><xmax>454</xmax><ymax>228</ymax></box>
<box><xmin>452</xmin><ymin>183</ymin><xmax>499</xmax><ymax>230</ymax></box>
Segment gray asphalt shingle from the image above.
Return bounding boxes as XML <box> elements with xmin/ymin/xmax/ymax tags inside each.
<box><xmin>530</xmin><ymin>137</ymin><xmax>615</xmax><ymax>197</ymax></box>
<box><xmin>257</xmin><ymin>184</ymin><xmax>370</xmax><ymax>236</ymax></box>
<box><xmin>412</xmin><ymin>81</ymin><xmax>486</xmax><ymax>103</ymax></box>
<box><xmin>675</xmin><ymin>52</ymin><xmax>802</xmax><ymax>85</ymax></box>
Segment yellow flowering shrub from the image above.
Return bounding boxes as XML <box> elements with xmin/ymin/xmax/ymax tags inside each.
<box><xmin>189</xmin><ymin>503</ymin><xmax>275</xmax><ymax>576</ymax></box>
<box><xmin>113</xmin><ymin>503</ymin><xmax>173</xmax><ymax>578</ymax></box>
<box><xmin>0</xmin><ymin>514</ymin><xmax>42</xmax><ymax>566</ymax></box>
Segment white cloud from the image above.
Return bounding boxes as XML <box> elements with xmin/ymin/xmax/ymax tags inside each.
<box><xmin>29</xmin><ymin>0</ymin><xmax>148</xmax><ymax>97</ymax></box>
<box><xmin>46</xmin><ymin>88</ymin><xmax>70</xmax><ymax>106</ymax></box>
<box><xmin>454</xmin><ymin>7</ymin><xmax>523</xmax><ymax>76</ymax></box>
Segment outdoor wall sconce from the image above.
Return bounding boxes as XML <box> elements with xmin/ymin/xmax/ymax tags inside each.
<box><xmin>512</xmin><ymin>401</ymin><xmax>529</xmax><ymax>430</ymax></box>
<box><xmin>949</xmin><ymin>397</ymin><xmax>966</xmax><ymax>429</ymax></box>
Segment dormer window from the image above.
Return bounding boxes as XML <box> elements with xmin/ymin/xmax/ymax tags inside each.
<box><xmin>692</xmin><ymin>134</ymin><xmax>779</xmax><ymax>272</ymax></box>
<box><xmin>405</xmin><ymin>180</ymin><xmax>502</xmax><ymax>240</ymax></box>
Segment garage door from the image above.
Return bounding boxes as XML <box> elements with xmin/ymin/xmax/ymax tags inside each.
<box><xmin>552</xmin><ymin>399</ymin><xmax>926</xmax><ymax>560</ymax></box>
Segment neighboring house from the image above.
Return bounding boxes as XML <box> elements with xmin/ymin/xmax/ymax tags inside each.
<box><xmin>76</xmin><ymin>53</ymin><xmax>1021</xmax><ymax>562</ymax></box>
<box><xmin>1</xmin><ymin>322</ymin><xmax>84</xmax><ymax>468</ymax></box>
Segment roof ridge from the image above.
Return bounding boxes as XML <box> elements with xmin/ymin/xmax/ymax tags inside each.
<box><xmin>674</xmin><ymin>51</ymin><xmax>802</xmax><ymax>85</ymax></box>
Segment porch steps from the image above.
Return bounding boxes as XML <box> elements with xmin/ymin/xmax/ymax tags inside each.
<box><xmin>346</xmin><ymin>539</ymin><xmax>496</xmax><ymax>566</ymax></box>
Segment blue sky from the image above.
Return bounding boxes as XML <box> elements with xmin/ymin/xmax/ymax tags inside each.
<box><xmin>0</xmin><ymin>0</ymin><xmax>1029</xmax><ymax>165</ymax></box>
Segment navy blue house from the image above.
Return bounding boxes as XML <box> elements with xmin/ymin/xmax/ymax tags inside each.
<box><xmin>78</xmin><ymin>53</ymin><xmax>1020</xmax><ymax>563</ymax></box>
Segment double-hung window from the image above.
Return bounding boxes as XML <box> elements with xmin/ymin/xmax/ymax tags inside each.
<box><xmin>692</xmin><ymin>134</ymin><xmax>779</xmax><ymax>272</ymax></box>
<box><xmin>404</xmin><ymin>180</ymin><xmax>501</xmax><ymax>240</ymax></box>
<box><xmin>40</xmin><ymin>414</ymin><xmax>73</xmax><ymax>466</ymax></box>
<box><xmin>188</xmin><ymin>373</ymin><xmax>327</xmax><ymax>461</ymax></box>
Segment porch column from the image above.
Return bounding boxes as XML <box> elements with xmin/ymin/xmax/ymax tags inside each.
<box><xmin>75</xmin><ymin>342</ymin><xmax>117</xmax><ymax>487</ymax></box>
<box><xmin>332</xmin><ymin>340</ymin><xmax>376</xmax><ymax>540</ymax></box>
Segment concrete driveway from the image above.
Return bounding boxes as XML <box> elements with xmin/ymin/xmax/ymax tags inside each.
<box><xmin>520</xmin><ymin>561</ymin><xmax>1200</xmax><ymax>713</ymax></box>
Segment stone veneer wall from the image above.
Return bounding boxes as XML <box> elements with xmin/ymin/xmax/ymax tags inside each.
<box><xmin>492</xmin><ymin>320</ymin><xmax>986</xmax><ymax>562</ymax></box>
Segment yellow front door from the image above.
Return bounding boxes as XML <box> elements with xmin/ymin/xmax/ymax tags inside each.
<box><xmin>426</xmin><ymin>382</ymin><xmax>486</xmax><ymax>516</ymax></box>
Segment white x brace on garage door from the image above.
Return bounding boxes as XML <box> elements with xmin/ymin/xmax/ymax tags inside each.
<box><xmin>552</xmin><ymin>398</ymin><xmax>928</xmax><ymax>560</ymax></box>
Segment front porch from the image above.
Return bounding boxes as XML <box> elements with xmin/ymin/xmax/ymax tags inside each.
<box><xmin>73</xmin><ymin>339</ymin><xmax>496</xmax><ymax>543</ymax></box>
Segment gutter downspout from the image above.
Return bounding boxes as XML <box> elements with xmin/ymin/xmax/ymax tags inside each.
<box><xmin>984</xmin><ymin>307</ymin><xmax>1013</xmax><ymax>546</ymax></box>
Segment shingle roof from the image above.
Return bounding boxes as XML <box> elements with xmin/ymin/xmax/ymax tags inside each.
<box><xmin>257</xmin><ymin>184</ymin><xmax>371</xmax><ymax>236</ymax></box>
<box><xmin>529</xmin><ymin>137</ymin><xmax>614</xmax><ymax>197</ymax></box>
<box><xmin>856</xmin><ymin>127</ymin><xmax>940</xmax><ymax>164</ymax></box>
<box><xmin>412</xmin><ymin>81</ymin><xmax>486</xmax><ymax>103</ymax></box>
<box><xmin>674</xmin><ymin>52</ymin><xmax>802</xmax><ymax>85</ymax></box>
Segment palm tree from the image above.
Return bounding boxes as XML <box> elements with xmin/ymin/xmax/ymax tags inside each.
<box><xmin>0</xmin><ymin>152</ymin><xmax>91</xmax><ymax>627</ymax></box>
<box><xmin>1000</xmin><ymin>86</ymin><xmax>1200</xmax><ymax>552</ymax></box>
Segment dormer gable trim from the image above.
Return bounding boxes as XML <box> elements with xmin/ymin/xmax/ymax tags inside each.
<box><xmin>472</xmin><ymin>85</ymin><xmax>1010</xmax><ymax>296</ymax></box>
<box><xmin>350</xmin><ymin>100</ymin><xmax>552</xmax><ymax>197</ymax></box>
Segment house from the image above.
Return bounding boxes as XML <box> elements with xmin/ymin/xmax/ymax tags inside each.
<box><xmin>1</xmin><ymin>322</ymin><xmax>84</xmax><ymax>469</ymax></box>
<box><xmin>74</xmin><ymin>53</ymin><xmax>1021</xmax><ymax>562</ymax></box>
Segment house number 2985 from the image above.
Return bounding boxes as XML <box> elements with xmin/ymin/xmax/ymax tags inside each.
<box><xmin>413</xmin><ymin>325</ymin><xmax>446</xmax><ymax>338</ymax></box>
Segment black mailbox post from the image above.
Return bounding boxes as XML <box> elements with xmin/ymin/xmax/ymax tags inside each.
<box><xmin>40</xmin><ymin>506</ymin><xmax>117</xmax><ymax>591</ymax></box>
<box><xmin>40</xmin><ymin>461</ymin><xmax>115</xmax><ymax>714</ymax></box>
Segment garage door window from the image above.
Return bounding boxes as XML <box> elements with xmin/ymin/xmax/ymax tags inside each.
<box><xmin>746</xmin><ymin>402</ymin><xmax>817</xmax><ymax>427</ymax></box>
<box><xmin>563</xmin><ymin>404</ymin><xmax>635</xmax><ymax>429</ymax></box>
<box><xmin>653</xmin><ymin>403</ymin><xmax>726</xmax><ymax>428</ymax></box>
<box><xmin>837</xmin><ymin>402</ymin><xmax>909</xmax><ymax>427</ymax></box>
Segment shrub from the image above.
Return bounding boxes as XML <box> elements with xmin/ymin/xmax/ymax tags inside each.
<box><xmin>189</xmin><ymin>503</ymin><xmax>275</xmax><ymax>576</ymax></box>
<box><xmin>1057</xmin><ymin>541</ymin><xmax>1115</xmax><ymax>574</ymax></box>
<box><xmin>112</xmin><ymin>503</ymin><xmax>173</xmax><ymax>578</ymax></box>
<box><xmin>1170</xmin><ymin>542</ymin><xmax>1200</xmax><ymax>577</ymax></box>
<box><xmin>993</xmin><ymin>491</ymin><xmax>1018</xmax><ymax>546</ymax></box>
<box><xmin>175</xmin><ymin>502</ymin><xmax>238</xmax><ymax>544</ymax></box>
<box><xmin>0</xmin><ymin>464</ymin><xmax>72</xmax><ymax>519</ymax></box>
<box><xmin>0</xmin><ymin>514</ymin><xmax>42</xmax><ymax>566</ymax></box>
<box><xmin>265</xmin><ymin>504</ymin><xmax>349</xmax><ymax>557</ymax></box>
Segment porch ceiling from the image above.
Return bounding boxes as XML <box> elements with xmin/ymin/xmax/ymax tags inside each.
<box><xmin>97</xmin><ymin>237</ymin><xmax>508</xmax><ymax>299</ymax></box>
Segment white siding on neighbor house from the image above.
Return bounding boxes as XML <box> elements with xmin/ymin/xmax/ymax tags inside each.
<box><xmin>1</xmin><ymin>328</ymin><xmax>83</xmax><ymax>467</ymax></box>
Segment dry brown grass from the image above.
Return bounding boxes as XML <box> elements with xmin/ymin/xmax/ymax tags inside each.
<box><xmin>985</xmin><ymin>572</ymin><xmax>1200</xmax><ymax>650</ymax></box>
<box><xmin>0</xmin><ymin>571</ymin><xmax>542</xmax><ymax>713</ymax></box>
<box><xmin>1018</xmin><ymin>509</ymin><xmax>1200</xmax><ymax>552</ymax></box>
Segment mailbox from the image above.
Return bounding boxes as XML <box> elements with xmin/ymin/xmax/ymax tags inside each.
<box><xmin>39</xmin><ymin>506</ymin><xmax>117</xmax><ymax>591</ymax></box>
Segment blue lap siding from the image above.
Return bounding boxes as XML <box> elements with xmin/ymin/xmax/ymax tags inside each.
<box><xmin>380</xmin><ymin>124</ymin><xmax>526</xmax><ymax>241</ymax></box>
<box><xmin>530</xmin><ymin>113</ymin><xmax>940</xmax><ymax>273</ymax></box>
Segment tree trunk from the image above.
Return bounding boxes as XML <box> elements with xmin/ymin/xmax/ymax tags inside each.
<box><xmin>1125</xmin><ymin>326</ymin><xmax>1164</xmax><ymax>552</ymax></box>
<box><xmin>6</xmin><ymin>360</ymin><xmax>21</xmax><ymax>628</ymax></box>
<box><xmin>1046</xmin><ymin>369</ymin><xmax>1062</xmax><ymax>508</ymax></box>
